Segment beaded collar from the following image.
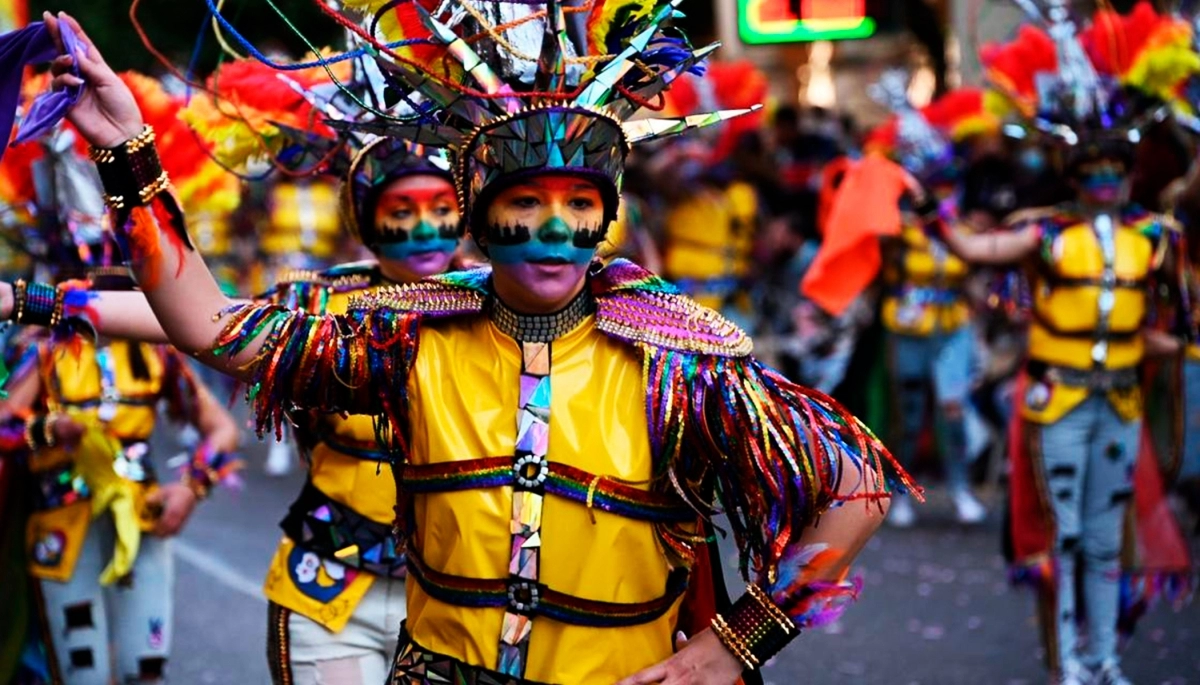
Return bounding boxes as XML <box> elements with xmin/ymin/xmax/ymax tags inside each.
<box><xmin>488</xmin><ymin>288</ymin><xmax>594</xmax><ymax>343</ymax></box>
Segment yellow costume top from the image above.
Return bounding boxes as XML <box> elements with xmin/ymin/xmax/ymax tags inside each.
<box><xmin>26</xmin><ymin>338</ymin><xmax>195</xmax><ymax>582</ymax></box>
<box><xmin>662</xmin><ymin>181</ymin><xmax>757</xmax><ymax>310</ymax></box>
<box><xmin>214</xmin><ymin>260</ymin><xmax>907</xmax><ymax>683</ymax></box>
<box><xmin>881</xmin><ymin>222</ymin><xmax>971</xmax><ymax>336</ymax></box>
<box><xmin>403</xmin><ymin>315</ymin><xmax>680</xmax><ymax>682</ymax></box>
<box><xmin>1015</xmin><ymin>209</ymin><xmax>1175</xmax><ymax>424</ymax></box>
<box><xmin>261</xmin><ymin>263</ymin><xmax>406</xmax><ymax>632</ymax></box>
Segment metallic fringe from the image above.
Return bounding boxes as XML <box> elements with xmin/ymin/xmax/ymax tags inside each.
<box><xmin>643</xmin><ymin>346</ymin><xmax>920</xmax><ymax>585</ymax></box>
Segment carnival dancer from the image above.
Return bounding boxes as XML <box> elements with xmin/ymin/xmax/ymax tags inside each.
<box><xmin>0</xmin><ymin>120</ymin><xmax>241</xmax><ymax>684</ymax></box>
<box><xmin>938</xmin><ymin>3</ymin><xmax>1197</xmax><ymax>682</ymax></box>
<box><xmin>7</xmin><ymin>5</ymin><xmax>918</xmax><ymax>683</ymax></box>
<box><xmin>802</xmin><ymin>76</ymin><xmax>994</xmax><ymax>527</ymax></box>
<box><xmin>7</xmin><ymin>51</ymin><xmax>469</xmax><ymax>682</ymax></box>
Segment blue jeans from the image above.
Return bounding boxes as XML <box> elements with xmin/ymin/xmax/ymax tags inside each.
<box><xmin>889</xmin><ymin>325</ymin><xmax>976</xmax><ymax>491</ymax></box>
<box><xmin>1182</xmin><ymin>358</ymin><xmax>1200</xmax><ymax>481</ymax></box>
<box><xmin>1037</xmin><ymin>394</ymin><xmax>1139</xmax><ymax>671</ymax></box>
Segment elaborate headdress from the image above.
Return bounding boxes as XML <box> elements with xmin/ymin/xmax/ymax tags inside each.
<box><xmin>981</xmin><ymin>0</ymin><xmax>1199</xmax><ymax>163</ymax></box>
<box><xmin>181</xmin><ymin>54</ymin><xmax>456</xmax><ymax>247</ymax></box>
<box><xmin>308</xmin><ymin>0</ymin><xmax>758</xmax><ymax>230</ymax></box>
<box><xmin>863</xmin><ymin>71</ymin><xmax>996</xmax><ymax>184</ymax></box>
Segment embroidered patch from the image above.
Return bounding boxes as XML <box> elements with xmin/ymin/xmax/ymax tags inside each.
<box><xmin>287</xmin><ymin>547</ymin><xmax>354</xmax><ymax>602</ymax></box>
<box><xmin>33</xmin><ymin>530</ymin><xmax>66</xmax><ymax>568</ymax></box>
<box><xmin>148</xmin><ymin>618</ymin><xmax>165</xmax><ymax>650</ymax></box>
<box><xmin>63</xmin><ymin>602</ymin><xmax>93</xmax><ymax>630</ymax></box>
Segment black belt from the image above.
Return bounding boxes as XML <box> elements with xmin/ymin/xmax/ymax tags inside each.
<box><xmin>279</xmin><ymin>480</ymin><xmax>405</xmax><ymax>577</ymax></box>
<box><xmin>392</xmin><ymin>623</ymin><xmax>552</xmax><ymax>684</ymax></box>
<box><xmin>1027</xmin><ymin>362</ymin><xmax>1140</xmax><ymax>391</ymax></box>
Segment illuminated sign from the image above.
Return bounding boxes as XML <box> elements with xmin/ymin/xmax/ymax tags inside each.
<box><xmin>737</xmin><ymin>0</ymin><xmax>877</xmax><ymax>44</ymax></box>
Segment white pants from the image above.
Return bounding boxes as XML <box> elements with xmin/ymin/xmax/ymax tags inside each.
<box><xmin>270</xmin><ymin>576</ymin><xmax>407</xmax><ymax>685</ymax></box>
<box><xmin>38</xmin><ymin>514</ymin><xmax>174</xmax><ymax>684</ymax></box>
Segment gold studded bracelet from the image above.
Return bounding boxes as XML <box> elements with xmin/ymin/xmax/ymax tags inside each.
<box><xmin>710</xmin><ymin>614</ymin><xmax>758</xmax><ymax>670</ymax></box>
<box><xmin>88</xmin><ymin>125</ymin><xmax>170</xmax><ymax>212</ymax></box>
<box><xmin>712</xmin><ymin>585</ymin><xmax>800</xmax><ymax>670</ymax></box>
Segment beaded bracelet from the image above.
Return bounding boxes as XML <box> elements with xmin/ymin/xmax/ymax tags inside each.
<box><xmin>12</xmin><ymin>280</ymin><xmax>62</xmax><ymax>327</ymax></box>
<box><xmin>88</xmin><ymin>125</ymin><xmax>170</xmax><ymax>211</ymax></box>
<box><xmin>711</xmin><ymin>585</ymin><xmax>799</xmax><ymax>671</ymax></box>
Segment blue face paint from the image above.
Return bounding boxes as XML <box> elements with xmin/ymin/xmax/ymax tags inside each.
<box><xmin>487</xmin><ymin>216</ymin><xmax>597</xmax><ymax>265</ymax></box>
<box><xmin>1080</xmin><ymin>169</ymin><xmax>1123</xmax><ymax>199</ymax></box>
<box><xmin>1018</xmin><ymin>148</ymin><xmax>1045</xmax><ymax>175</ymax></box>
<box><xmin>374</xmin><ymin>221</ymin><xmax>459</xmax><ymax>260</ymax></box>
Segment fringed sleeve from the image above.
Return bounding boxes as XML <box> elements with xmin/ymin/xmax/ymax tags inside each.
<box><xmin>679</xmin><ymin>355</ymin><xmax>917</xmax><ymax>631</ymax></box>
<box><xmin>209</xmin><ymin>302</ymin><xmax>420</xmax><ymax>459</ymax></box>
<box><xmin>1146</xmin><ymin>216</ymin><xmax>1194</xmax><ymax>341</ymax></box>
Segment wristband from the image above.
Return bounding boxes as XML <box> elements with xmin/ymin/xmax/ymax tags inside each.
<box><xmin>88</xmin><ymin>125</ymin><xmax>170</xmax><ymax>211</ymax></box>
<box><xmin>711</xmin><ymin>584</ymin><xmax>799</xmax><ymax>671</ymax></box>
<box><xmin>13</xmin><ymin>280</ymin><xmax>63</xmax><ymax>327</ymax></box>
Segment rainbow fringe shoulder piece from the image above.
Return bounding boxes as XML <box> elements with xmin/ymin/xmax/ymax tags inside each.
<box><xmin>213</xmin><ymin>258</ymin><xmax>916</xmax><ymax>588</ymax></box>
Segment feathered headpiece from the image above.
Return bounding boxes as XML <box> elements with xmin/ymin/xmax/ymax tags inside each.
<box><xmin>981</xmin><ymin>0</ymin><xmax>1199</xmax><ymax>148</ymax></box>
<box><xmin>310</xmin><ymin>0</ymin><xmax>759</xmax><ymax>229</ymax></box>
<box><xmin>181</xmin><ymin>52</ymin><xmax>456</xmax><ymax>248</ymax></box>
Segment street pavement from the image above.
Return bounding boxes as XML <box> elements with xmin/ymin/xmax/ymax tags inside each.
<box><xmin>167</xmin><ymin>437</ymin><xmax>1199</xmax><ymax>685</ymax></box>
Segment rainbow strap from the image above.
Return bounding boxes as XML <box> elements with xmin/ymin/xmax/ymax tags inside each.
<box><xmin>406</xmin><ymin>546</ymin><xmax>689</xmax><ymax>629</ymax></box>
<box><xmin>400</xmin><ymin>457</ymin><xmax>694</xmax><ymax>524</ymax></box>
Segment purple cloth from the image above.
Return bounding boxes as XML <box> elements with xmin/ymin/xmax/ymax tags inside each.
<box><xmin>0</xmin><ymin>21</ymin><xmax>81</xmax><ymax>159</ymax></box>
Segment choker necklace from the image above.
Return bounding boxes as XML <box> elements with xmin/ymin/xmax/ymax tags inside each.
<box><xmin>489</xmin><ymin>289</ymin><xmax>594</xmax><ymax>343</ymax></box>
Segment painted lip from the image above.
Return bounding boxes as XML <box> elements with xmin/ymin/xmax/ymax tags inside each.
<box><xmin>530</xmin><ymin>256</ymin><xmax>571</xmax><ymax>265</ymax></box>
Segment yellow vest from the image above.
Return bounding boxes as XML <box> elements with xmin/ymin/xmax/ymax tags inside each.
<box><xmin>263</xmin><ymin>279</ymin><xmax>403</xmax><ymax>631</ymax></box>
<box><xmin>663</xmin><ymin>182</ymin><xmax>757</xmax><ymax>310</ymax></box>
<box><xmin>1021</xmin><ymin>212</ymin><xmax>1167</xmax><ymax>424</ymax></box>
<box><xmin>27</xmin><ymin>339</ymin><xmax>184</xmax><ymax>582</ymax></box>
<box><xmin>882</xmin><ymin>223</ymin><xmax>971</xmax><ymax>336</ymax></box>
<box><xmin>403</xmin><ymin>316</ymin><xmax>679</xmax><ymax>683</ymax></box>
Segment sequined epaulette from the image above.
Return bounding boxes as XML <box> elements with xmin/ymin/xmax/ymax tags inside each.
<box><xmin>345</xmin><ymin>260</ymin><xmax>751</xmax><ymax>357</ymax></box>
<box><xmin>274</xmin><ymin>268</ymin><xmax>327</xmax><ymax>287</ymax></box>
<box><xmin>347</xmin><ymin>267</ymin><xmax>489</xmax><ymax>318</ymax></box>
<box><xmin>592</xmin><ymin>260</ymin><xmax>752</xmax><ymax>358</ymax></box>
<box><xmin>320</xmin><ymin>261</ymin><xmax>381</xmax><ymax>293</ymax></box>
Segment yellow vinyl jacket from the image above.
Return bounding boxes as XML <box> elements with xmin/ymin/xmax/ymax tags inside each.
<box><xmin>214</xmin><ymin>259</ymin><xmax>907</xmax><ymax>682</ymax></box>
<box><xmin>1009</xmin><ymin>207</ymin><xmax>1185</xmax><ymax>424</ymax></box>
<box><xmin>881</xmin><ymin>223</ymin><xmax>972</xmax><ymax>336</ymax></box>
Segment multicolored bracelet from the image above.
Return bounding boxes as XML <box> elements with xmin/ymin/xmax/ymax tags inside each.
<box><xmin>12</xmin><ymin>280</ymin><xmax>63</xmax><ymax>327</ymax></box>
<box><xmin>179</xmin><ymin>441</ymin><xmax>243</xmax><ymax>500</ymax></box>
<box><xmin>711</xmin><ymin>584</ymin><xmax>800</xmax><ymax>671</ymax></box>
<box><xmin>88</xmin><ymin>125</ymin><xmax>170</xmax><ymax>212</ymax></box>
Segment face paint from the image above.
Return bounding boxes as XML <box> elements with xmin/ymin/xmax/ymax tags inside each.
<box><xmin>484</xmin><ymin>176</ymin><xmax>606</xmax><ymax>266</ymax></box>
<box><xmin>484</xmin><ymin>174</ymin><xmax>607</xmax><ymax>313</ymax></box>
<box><xmin>371</xmin><ymin>175</ymin><xmax>460</xmax><ymax>258</ymax></box>
<box><xmin>1077</xmin><ymin>162</ymin><xmax>1125</xmax><ymax>205</ymax></box>
<box><xmin>487</xmin><ymin>217</ymin><xmax>600</xmax><ymax>265</ymax></box>
<box><xmin>1018</xmin><ymin>148</ymin><xmax>1046</xmax><ymax>175</ymax></box>
<box><xmin>370</xmin><ymin>175</ymin><xmax>460</xmax><ymax>280</ymax></box>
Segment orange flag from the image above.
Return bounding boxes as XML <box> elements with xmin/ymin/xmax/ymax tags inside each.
<box><xmin>801</xmin><ymin>153</ymin><xmax>912</xmax><ymax>316</ymax></box>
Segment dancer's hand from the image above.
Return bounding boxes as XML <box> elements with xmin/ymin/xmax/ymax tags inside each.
<box><xmin>614</xmin><ymin>630</ymin><xmax>742</xmax><ymax>685</ymax></box>
<box><xmin>147</xmin><ymin>483</ymin><xmax>198</xmax><ymax>537</ymax></box>
<box><xmin>0</xmin><ymin>282</ymin><xmax>12</xmax><ymax>321</ymax></box>
<box><xmin>43</xmin><ymin>11</ymin><xmax>143</xmax><ymax>148</ymax></box>
<box><xmin>50</xmin><ymin>415</ymin><xmax>86</xmax><ymax>448</ymax></box>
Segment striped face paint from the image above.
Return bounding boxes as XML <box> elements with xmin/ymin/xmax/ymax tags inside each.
<box><xmin>372</xmin><ymin>175</ymin><xmax>460</xmax><ymax>275</ymax></box>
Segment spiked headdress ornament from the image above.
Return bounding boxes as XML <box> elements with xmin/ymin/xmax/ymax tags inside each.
<box><xmin>321</xmin><ymin>0</ymin><xmax>759</xmax><ymax>228</ymax></box>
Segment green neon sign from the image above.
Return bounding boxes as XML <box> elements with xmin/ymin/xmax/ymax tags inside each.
<box><xmin>737</xmin><ymin>0</ymin><xmax>877</xmax><ymax>44</ymax></box>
